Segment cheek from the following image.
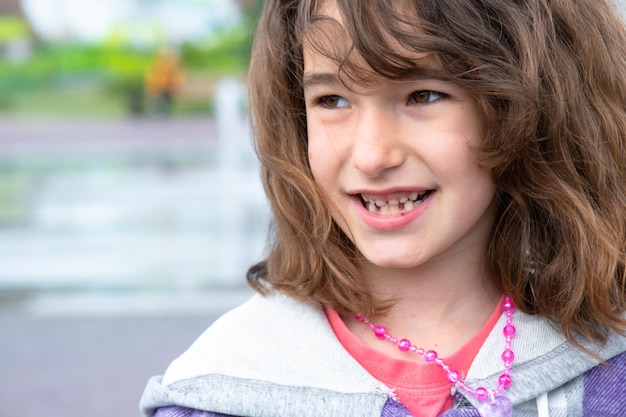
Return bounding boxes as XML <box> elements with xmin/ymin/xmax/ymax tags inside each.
<box><xmin>308</xmin><ymin>151</ymin><xmax>345</xmax><ymax>211</ymax></box>
<box><xmin>308</xmin><ymin>144</ymin><xmax>330</xmax><ymax>186</ymax></box>
<box><xmin>307</xmin><ymin>128</ymin><xmax>335</xmax><ymax>182</ymax></box>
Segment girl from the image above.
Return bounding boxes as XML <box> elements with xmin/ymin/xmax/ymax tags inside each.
<box><xmin>141</xmin><ymin>1</ymin><xmax>626</xmax><ymax>416</ymax></box>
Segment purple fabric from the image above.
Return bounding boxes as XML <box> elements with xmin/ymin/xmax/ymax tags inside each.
<box><xmin>379</xmin><ymin>396</ymin><xmax>482</xmax><ymax>417</ymax></box>
<box><xmin>381</xmin><ymin>397</ymin><xmax>414</xmax><ymax>417</ymax></box>
<box><xmin>154</xmin><ymin>402</ymin><xmax>414</xmax><ymax>417</ymax></box>
<box><xmin>151</xmin><ymin>397</ymin><xmax>479</xmax><ymax>417</ymax></box>
<box><xmin>439</xmin><ymin>408</ymin><xmax>480</xmax><ymax>417</ymax></box>
<box><xmin>583</xmin><ymin>351</ymin><xmax>626</xmax><ymax>416</ymax></box>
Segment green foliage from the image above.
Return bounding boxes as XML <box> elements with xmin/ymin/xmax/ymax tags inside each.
<box><xmin>0</xmin><ymin>43</ymin><xmax>153</xmax><ymax>113</ymax></box>
<box><xmin>181</xmin><ymin>25</ymin><xmax>252</xmax><ymax>73</ymax></box>
<box><xmin>0</xmin><ymin>44</ymin><xmax>148</xmax><ymax>92</ymax></box>
<box><xmin>0</xmin><ymin>15</ymin><xmax>254</xmax><ymax>117</ymax></box>
<box><xmin>0</xmin><ymin>17</ymin><xmax>29</xmax><ymax>43</ymax></box>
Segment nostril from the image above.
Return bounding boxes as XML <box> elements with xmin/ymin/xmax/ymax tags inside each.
<box><xmin>352</xmin><ymin>136</ymin><xmax>405</xmax><ymax>177</ymax></box>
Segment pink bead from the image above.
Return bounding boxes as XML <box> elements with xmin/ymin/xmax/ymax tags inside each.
<box><xmin>503</xmin><ymin>298</ymin><xmax>515</xmax><ymax>313</ymax></box>
<box><xmin>374</xmin><ymin>326</ymin><xmax>386</xmax><ymax>339</ymax></box>
<box><xmin>503</xmin><ymin>324</ymin><xmax>516</xmax><ymax>337</ymax></box>
<box><xmin>474</xmin><ymin>387</ymin><xmax>489</xmax><ymax>401</ymax></box>
<box><xmin>498</xmin><ymin>373</ymin><xmax>512</xmax><ymax>388</ymax></box>
<box><xmin>398</xmin><ymin>339</ymin><xmax>411</xmax><ymax>352</ymax></box>
<box><xmin>424</xmin><ymin>350</ymin><xmax>438</xmax><ymax>362</ymax></box>
<box><xmin>356</xmin><ymin>297</ymin><xmax>518</xmax><ymax>402</ymax></box>
<box><xmin>501</xmin><ymin>349</ymin><xmax>515</xmax><ymax>363</ymax></box>
<box><xmin>447</xmin><ymin>371</ymin><xmax>460</xmax><ymax>383</ymax></box>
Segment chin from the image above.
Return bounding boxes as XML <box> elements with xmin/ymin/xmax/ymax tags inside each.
<box><xmin>364</xmin><ymin>255</ymin><xmax>422</xmax><ymax>270</ymax></box>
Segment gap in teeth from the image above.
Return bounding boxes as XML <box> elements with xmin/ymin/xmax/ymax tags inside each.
<box><xmin>361</xmin><ymin>191</ymin><xmax>430</xmax><ymax>213</ymax></box>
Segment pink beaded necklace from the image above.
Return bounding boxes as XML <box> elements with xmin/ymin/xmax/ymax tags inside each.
<box><xmin>355</xmin><ymin>296</ymin><xmax>516</xmax><ymax>417</ymax></box>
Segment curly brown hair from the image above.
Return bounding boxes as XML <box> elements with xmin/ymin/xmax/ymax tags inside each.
<box><xmin>246</xmin><ymin>0</ymin><xmax>626</xmax><ymax>346</ymax></box>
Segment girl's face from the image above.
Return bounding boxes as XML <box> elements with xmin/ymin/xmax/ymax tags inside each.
<box><xmin>303</xmin><ymin>6</ymin><xmax>498</xmax><ymax>272</ymax></box>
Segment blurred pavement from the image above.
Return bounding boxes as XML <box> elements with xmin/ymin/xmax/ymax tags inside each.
<box><xmin>0</xmin><ymin>287</ymin><xmax>254</xmax><ymax>417</ymax></box>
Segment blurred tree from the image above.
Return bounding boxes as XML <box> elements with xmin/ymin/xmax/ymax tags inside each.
<box><xmin>236</xmin><ymin>0</ymin><xmax>263</xmax><ymax>21</ymax></box>
<box><xmin>0</xmin><ymin>0</ymin><xmax>38</xmax><ymax>42</ymax></box>
<box><xmin>233</xmin><ymin>0</ymin><xmax>263</xmax><ymax>62</ymax></box>
<box><xmin>0</xmin><ymin>0</ymin><xmax>25</xmax><ymax>18</ymax></box>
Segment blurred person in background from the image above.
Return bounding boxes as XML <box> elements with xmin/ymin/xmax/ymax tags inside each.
<box><xmin>144</xmin><ymin>46</ymin><xmax>185</xmax><ymax>117</ymax></box>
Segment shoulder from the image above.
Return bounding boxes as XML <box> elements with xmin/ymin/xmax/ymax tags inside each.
<box><xmin>162</xmin><ymin>292</ymin><xmax>325</xmax><ymax>384</ymax></box>
<box><xmin>161</xmin><ymin>292</ymin><xmax>386</xmax><ymax>393</ymax></box>
<box><xmin>153</xmin><ymin>406</ymin><xmax>233</xmax><ymax>417</ymax></box>
<box><xmin>141</xmin><ymin>292</ymin><xmax>393</xmax><ymax>417</ymax></box>
<box><xmin>465</xmin><ymin>310</ymin><xmax>626</xmax><ymax>410</ymax></box>
<box><xmin>583</xmin><ymin>350</ymin><xmax>626</xmax><ymax>411</ymax></box>
<box><xmin>471</xmin><ymin>309</ymin><xmax>626</xmax><ymax>379</ymax></box>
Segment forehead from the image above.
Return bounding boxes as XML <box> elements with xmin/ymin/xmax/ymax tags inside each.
<box><xmin>301</xmin><ymin>0</ymin><xmax>446</xmax><ymax>85</ymax></box>
<box><xmin>304</xmin><ymin>0</ymin><xmax>418</xmax><ymax>52</ymax></box>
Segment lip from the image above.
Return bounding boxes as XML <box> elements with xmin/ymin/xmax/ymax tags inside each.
<box><xmin>350</xmin><ymin>189</ymin><xmax>434</xmax><ymax>231</ymax></box>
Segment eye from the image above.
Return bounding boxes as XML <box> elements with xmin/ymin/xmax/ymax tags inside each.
<box><xmin>316</xmin><ymin>95</ymin><xmax>349</xmax><ymax>109</ymax></box>
<box><xmin>408</xmin><ymin>90</ymin><xmax>446</xmax><ymax>105</ymax></box>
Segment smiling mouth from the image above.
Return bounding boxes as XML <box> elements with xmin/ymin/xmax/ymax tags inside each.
<box><xmin>359</xmin><ymin>191</ymin><xmax>433</xmax><ymax>215</ymax></box>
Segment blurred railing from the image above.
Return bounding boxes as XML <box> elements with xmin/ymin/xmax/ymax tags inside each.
<box><xmin>0</xmin><ymin>79</ymin><xmax>270</xmax><ymax>315</ymax></box>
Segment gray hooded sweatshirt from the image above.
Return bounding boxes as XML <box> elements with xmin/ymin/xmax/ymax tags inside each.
<box><xmin>140</xmin><ymin>292</ymin><xmax>626</xmax><ymax>417</ymax></box>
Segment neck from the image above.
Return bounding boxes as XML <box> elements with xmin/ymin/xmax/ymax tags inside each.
<box><xmin>347</xmin><ymin>257</ymin><xmax>501</xmax><ymax>359</ymax></box>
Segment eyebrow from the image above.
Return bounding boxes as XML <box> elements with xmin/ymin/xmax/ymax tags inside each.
<box><xmin>302</xmin><ymin>72</ymin><xmax>342</xmax><ymax>90</ymax></box>
<box><xmin>302</xmin><ymin>66</ymin><xmax>453</xmax><ymax>90</ymax></box>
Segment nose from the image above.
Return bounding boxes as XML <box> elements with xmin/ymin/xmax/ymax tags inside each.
<box><xmin>352</xmin><ymin>108</ymin><xmax>406</xmax><ymax>177</ymax></box>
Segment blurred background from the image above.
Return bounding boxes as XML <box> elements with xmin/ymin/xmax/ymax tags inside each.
<box><xmin>0</xmin><ymin>1</ymin><xmax>268</xmax><ymax>416</ymax></box>
<box><xmin>2</xmin><ymin>1</ymin><xmax>626</xmax><ymax>417</ymax></box>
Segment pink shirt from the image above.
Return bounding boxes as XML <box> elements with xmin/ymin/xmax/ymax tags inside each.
<box><xmin>325</xmin><ymin>299</ymin><xmax>503</xmax><ymax>417</ymax></box>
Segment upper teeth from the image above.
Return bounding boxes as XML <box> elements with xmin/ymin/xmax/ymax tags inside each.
<box><xmin>363</xmin><ymin>191</ymin><xmax>424</xmax><ymax>206</ymax></box>
<box><xmin>361</xmin><ymin>191</ymin><xmax>429</xmax><ymax>214</ymax></box>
